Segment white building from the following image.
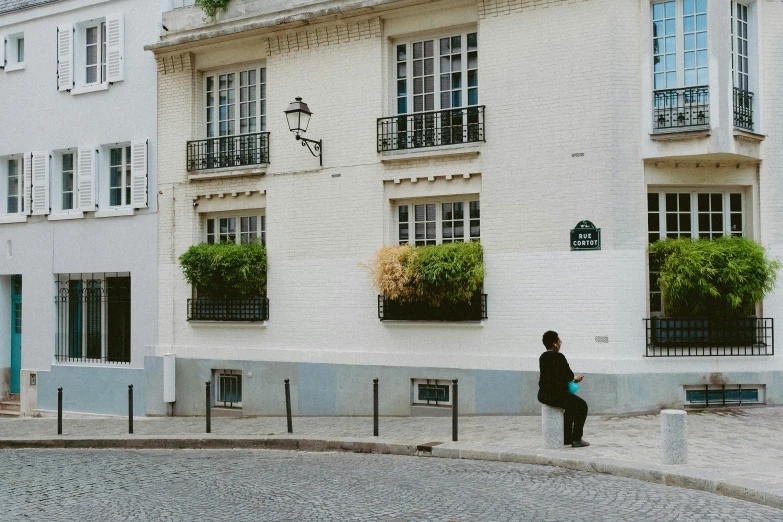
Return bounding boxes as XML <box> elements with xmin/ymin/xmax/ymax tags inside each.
<box><xmin>0</xmin><ymin>0</ymin><xmax>159</xmax><ymax>415</ymax></box>
<box><xmin>144</xmin><ymin>0</ymin><xmax>783</xmax><ymax>416</ymax></box>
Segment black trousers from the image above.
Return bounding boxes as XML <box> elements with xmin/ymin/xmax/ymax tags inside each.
<box><xmin>561</xmin><ymin>394</ymin><xmax>588</xmax><ymax>442</ymax></box>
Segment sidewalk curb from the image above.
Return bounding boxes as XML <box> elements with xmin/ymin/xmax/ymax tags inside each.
<box><xmin>2</xmin><ymin>436</ymin><xmax>781</xmax><ymax>511</ymax></box>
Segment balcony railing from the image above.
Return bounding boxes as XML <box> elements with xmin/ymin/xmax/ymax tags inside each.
<box><xmin>733</xmin><ymin>88</ymin><xmax>754</xmax><ymax>131</ymax></box>
<box><xmin>653</xmin><ymin>86</ymin><xmax>709</xmax><ymax>131</ymax></box>
<box><xmin>377</xmin><ymin>106</ymin><xmax>485</xmax><ymax>152</ymax></box>
<box><xmin>187</xmin><ymin>297</ymin><xmax>269</xmax><ymax>322</ymax></box>
<box><xmin>378</xmin><ymin>294</ymin><xmax>487</xmax><ymax>321</ymax></box>
<box><xmin>186</xmin><ymin>132</ymin><xmax>270</xmax><ymax>172</ymax></box>
<box><xmin>644</xmin><ymin>317</ymin><xmax>773</xmax><ymax>356</ymax></box>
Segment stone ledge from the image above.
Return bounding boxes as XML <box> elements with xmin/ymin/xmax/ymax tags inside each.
<box><xmin>650</xmin><ymin>126</ymin><xmax>711</xmax><ymax>141</ymax></box>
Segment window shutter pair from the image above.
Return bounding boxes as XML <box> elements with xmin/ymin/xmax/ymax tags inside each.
<box><xmin>57</xmin><ymin>14</ymin><xmax>124</xmax><ymax>90</ymax></box>
<box><xmin>18</xmin><ymin>152</ymin><xmax>51</xmax><ymax>216</ymax></box>
<box><xmin>76</xmin><ymin>140</ymin><xmax>147</xmax><ymax>211</ymax></box>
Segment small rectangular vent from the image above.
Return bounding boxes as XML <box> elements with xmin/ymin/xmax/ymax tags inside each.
<box><xmin>595</xmin><ymin>335</ymin><xmax>609</xmax><ymax>343</ymax></box>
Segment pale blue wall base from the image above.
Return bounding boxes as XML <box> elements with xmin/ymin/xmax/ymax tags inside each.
<box><xmin>38</xmin><ymin>365</ymin><xmax>146</xmax><ymax>416</ymax></box>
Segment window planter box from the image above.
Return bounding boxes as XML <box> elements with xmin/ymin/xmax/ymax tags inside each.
<box><xmin>378</xmin><ymin>294</ymin><xmax>487</xmax><ymax>322</ymax></box>
<box><xmin>187</xmin><ymin>297</ymin><xmax>269</xmax><ymax>322</ymax></box>
<box><xmin>644</xmin><ymin>317</ymin><xmax>773</xmax><ymax>356</ymax></box>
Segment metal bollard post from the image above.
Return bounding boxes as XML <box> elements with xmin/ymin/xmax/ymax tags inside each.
<box><xmin>205</xmin><ymin>381</ymin><xmax>211</xmax><ymax>434</ymax></box>
<box><xmin>452</xmin><ymin>379</ymin><xmax>458</xmax><ymax>442</ymax></box>
<box><xmin>285</xmin><ymin>379</ymin><xmax>293</xmax><ymax>434</ymax></box>
<box><xmin>57</xmin><ymin>387</ymin><xmax>63</xmax><ymax>435</ymax></box>
<box><xmin>373</xmin><ymin>378</ymin><xmax>379</xmax><ymax>437</ymax></box>
<box><xmin>128</xmin><ymin>385</ymin><xmax>134</xmax><ymax>434</ymax></box>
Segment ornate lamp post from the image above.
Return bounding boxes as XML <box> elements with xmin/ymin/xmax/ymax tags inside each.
<box><xmin>284</xmin><ymin>97</ymin><xmax>322</xmax><ymax>166</ymax></box>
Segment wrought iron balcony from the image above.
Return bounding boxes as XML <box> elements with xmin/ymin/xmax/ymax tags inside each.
<box><xmin>378</xmin><ymin>294</ymin><xmax>487</xmax><ymax>321</ymax></box>
<box><xmin>187</xmin><ymin>297</ymin><xmax>269</xmax><ymax>322</ymax></box>
<box><xmin>377</xmin><ymin>106</ymin><xmax>485</xmax><ymax>152</ymax></box>
<box><xmin>653</xmin><ymin>86</ymin><xmax>709</xmax><ymax>131</ymax></box>
<box><xmin>644</xmin><ymin>317</ymin><xmax>773</xmax><ymax>356</ymax></box>
<box><xmin>733</xmin><ymin>88</ymin><xmax>754</xmax><ymax>131</ymax></box>
<box><xmin>186</xmin><ymin>132</ymin><xmax>270</xmax><ymax>172</ymax></box>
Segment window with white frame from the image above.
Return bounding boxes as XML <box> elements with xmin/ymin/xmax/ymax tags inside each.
<box><xmin>652</xmin><ymin>0</ymin><xmax>707</xmax><ymax>90</ymax></box>
<box><xmin>58</xmin><ymin>15</ymin><xmax>123</xmax><ymax>92</ymax></box>
<box><xmin>412</xmin><ymin>379</ymin><xmax>453</xmax><ymax>406</ymax></box>
<box><xmin>395</xmin><ymin>31</ymin><xmax>478</xmax><ymax>115</ymax></box>
<box><xmin>4</xmin><ymin>33</ymin><xmax>25</xmax><ymax>71</ymax></box>
<box><xmin>205</xmin><ymin>211</ymin><xmax>266</xmax><ymax>245</ymax></box>
<box><xmin>396</xmin><ymin>198</ymin><xmax>479</xmax><ymax>245</ymax></box>
<box><xmin>205</xmin><ymin>66</ymin><xmax>267</xmax><ymax>138</ymax></box>
<box><xmin>61</xmin><ymin>152</ymin><xmax>75</xmax><ymax>211</ymax></box>
<box><xmin>4</xmin><ymin>157</ymin><xmax>23</xmax><ymax>214</ymax></box>
<box><xmin>109</xmin><ymin>145</ymin><xmax>131</xmax><ymax>207</ymax></box>
<box><xmin>647</xmin><ymin>190</ymin><xmax>745</xmax><ymax>314</ymax></box>
<box><xmin>731</xmin><ymin>2</ymin><xmax>750</xmax><ymax>92</ymax></box>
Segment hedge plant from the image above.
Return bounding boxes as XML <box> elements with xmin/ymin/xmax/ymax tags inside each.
<box><xmin>368</xmin><ymin>241</ymin><xmax>485</xmax><ymax>306</ymax></box>
<box><xmin>179</xmin><ymin>242</ymin><xmax>267</xmax><ymax>299</ymax></box>
<box><xmin>649</xmin><ymin>237</ymin><xmax>780</xmax><ymax>318</ymax></box>
<box><xmin>195</xmin><ymin>0</ymin><xmax>230</xmax><ymax>20</ymax></box>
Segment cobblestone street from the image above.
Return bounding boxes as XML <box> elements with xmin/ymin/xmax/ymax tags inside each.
<box><xmin>1</xmin><ymin>449</ymin><xmax>781</xmax><ymax>521</ymax></box>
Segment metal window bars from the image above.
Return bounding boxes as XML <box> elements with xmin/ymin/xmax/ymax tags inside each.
<box><xmin>186</xmin><ymin>132</ymin><xmax>270</xmax><ymax>172</ymax></box>
<box><xmin>644</xmin><ymin>317</ymin><xmax>773</xmax><ymax>356</ymax></box>
<box><xmin>187</xmin><ymin>297</ymin><xmax>269</xmax><ymax>322</ymax></box>
<box><xmin>378</xmin><ymin>294</ymin><xmax>487</xmax><ymax>321</ymax></box>
<box><xmin>733</xmin><ymin>87</ymin><xmax>754</xmax><ymax>131</ymax></box>
<box><xmin>377</xmin><ymin>106</ymin><xmax>485</xmax><ymax>152</ymax></box>
<box><xmin>653</xmin><ymin>86</ymin><xmax>709</xmax><ymax>131</ymax></box>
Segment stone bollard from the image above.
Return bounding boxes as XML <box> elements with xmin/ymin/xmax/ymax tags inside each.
<box><xmin>660</xmin><ymin>409</ymin><xmax>688</xmax><ymax>464</ymax></box>
<box><xmin>541</xmin><ymin>404</ymin><xmax>565</xmax><ymax>449</ymax></box>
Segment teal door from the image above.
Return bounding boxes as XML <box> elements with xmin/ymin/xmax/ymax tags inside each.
<box><xmin>10</xmin><ymin>275</ymin><xmax>21</xmax><ymax>394</ymax></box>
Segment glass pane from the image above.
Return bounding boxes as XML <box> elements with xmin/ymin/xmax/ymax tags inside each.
<box><xmin>647</xmin><ymin>193</ymin><xmax>659</xmax><ymax>212</ymax></box>
<box><xmin>679</xmin><ymin>193</ymin><xmax>690</xmax><ymax>211</ymax></box>
<box><xmin>648</xmin><ymin>214</ymin><xmax>659</xmax><ymax>232</ymax></box>
<box><xmin>697</xmin><ymin>193</ymin><xmax>709</xmax><ymax>211</ymax></box>
<box><xmin>425</xmin><ymin>204</ymin><xmax>436</xmax><ymax>221</ymax></box>
<box><xmin>680</xmin><ymin>214</ymin><xmax>691</xmax><ymax>232</ymax></box>
<box><xmin>667</xmin><ymin>214</ymin><xmax>677</xmax><ymax>231</ymax></box>
<box><xmin>469</xmin><ymin>201</ymin><xmax>480</xmax><ymax>219</ymax></box>
<box><xmin>454</xmin><ymin>202</ymin><xmax>464</xmax><ymax>220</ymax></box>
<box><xmin>730</xmin><ymin>193</ymin><xmax>742</xmax><ymax>212</ymax></box>
<box><xmin>731</xmin><ymin>213</ymin><xmax>742</xmax><ymax>232</ymax></box>
<box><xmin>399</xmin><ymin>205</ymin><xmax>408</xmax><ymax>223</ymax></box>
<box><xmin>711</xmin><ymin>214</ymin><xmax>723</xmax><ymax>231</ymax></box>
<box><xmin>442</xmin><ymin>203</ymin><xmax>452</xmax><ymax>220</ymax></box>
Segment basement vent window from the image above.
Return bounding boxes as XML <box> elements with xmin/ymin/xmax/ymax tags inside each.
<box><xmin>215</xmin><ymin>370</ymin><xmax>242</xmax><ymax>409</ymax></box>
<box><xmin>684</xmin><ymin>384</ymin><xmax>763</xmax><ymax>407</ymax></box>
<box><xmin>412</xmin><ymin>379</ymin><xmax>452</xmax><ymax>406</ymax></box>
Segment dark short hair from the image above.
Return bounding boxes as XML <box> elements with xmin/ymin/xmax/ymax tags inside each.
<box><xmin>542</xmin><ymin>330</ymin><xmax>559</xmax><ymax>350</ymax></box>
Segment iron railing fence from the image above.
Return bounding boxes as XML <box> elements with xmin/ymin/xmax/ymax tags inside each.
<box><xmin>54</xmin><ymin>274</ymin><xmax>131</xmax><ymax>364</ymax></box>
<box><xmin>378</xmin><ymin>294</ymin><xmax>487</xmax><ymax>321</ymax></box>
<box><xmin>187</xmin><ymin>297</ymin><xmax>269</xmax><ymax>322</ymax></box>
<box><xmin>653</xmin><ymin>86</ymin><xmax>709</xmax><ymax>130</ymax></box>
<box><xmin>644</xmin><ymin>317</ymin><xmax>773</xmax><ymax>356</ymax></box>
<box><xmin>377</xmin><ymin>106</ymin><xmax>485</xmax><ymax>152</ymax></box>
<box><xmin>186</xmin><ymin>132</ymin><xmax>270</xmax><ymax>172</ymax></box>
<box><xmin>733</xmin><ymin>87</ymin><xmax>754</xmax><ymax>131</ymax></box>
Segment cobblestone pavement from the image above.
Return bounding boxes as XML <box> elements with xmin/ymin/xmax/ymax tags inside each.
<box><xmin>1</xmin><ymin>407</ymin><xmax>782</xmax><ymax>491</ymax></box>
<box><xmin>0</xmin><ymin>449</ymin><xmax>781</xmax><ymax>521</ymax></box>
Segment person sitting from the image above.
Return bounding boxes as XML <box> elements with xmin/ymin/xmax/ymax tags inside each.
<box><xmin>537</xmin><ymin>330</ymin><xmax>589</xmax><ymax>448</ymax></box>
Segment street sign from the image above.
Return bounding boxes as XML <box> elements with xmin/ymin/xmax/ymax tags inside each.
<box><xmin>570</xmin><ymin>220</ymin><xmax>601</xmax><ymax>250</ymax></box>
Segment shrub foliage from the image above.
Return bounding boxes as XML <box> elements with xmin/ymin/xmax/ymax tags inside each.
<box><xmin>179</xmin><ymin>242</ymin><xmax>267</xmax><ymax>299</ymax></box>
<box><xmin>195</xmin><ymin>0</ymin><xmax>230</xmax><ymax>19</ymax></box>
<box><xmin>649</xmin><ymin>237</ymin><xmax>780</xmax><ymax>318</ymax></box>
<box><xmin>368</xmin><ymin>242</ymin><xmax>484</xmax><ymax>305</ymax></box>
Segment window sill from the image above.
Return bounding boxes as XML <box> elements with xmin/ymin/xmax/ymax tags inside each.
<box><xmin>95</xmin><ymin>207</ymin><xmax>135</xmax><ymax>218</ymax></box>
<box><xmin>71</xmin><ymin>82</ymin><xmax>109</xmax><ymax>95</ymax></box>
<box><xmin>380</xmin><ymin>143</ymin><xmax>482</xmax><ymax>163</ymax></box>
<box><xmin>0</xmin><ymin>214</ymin><xmax>27</xmax><ymax>224</ymax></box>
<box><xmin>48</xmin><ymin>211</ymin><xmax>85</xmax><ymax>221</ymax></box>
<box><xmin>187</xmin><ymin>164</ymin><xmax>268</xmax><ymax>181</ymax></box>
<box><xmin>381</xmin><ymin>320</ymin><xmax>485</xmax><ymax>327</ymax></box>
<box><xmin>733</xmin><ymin>129</ymin><xmax>765</xmax><ymax>143</ymax></box>
<box><xmin>189</xmin><ymin>320</ymin><xmax>268</xmax><ymax>327</ymax></box>
<box><xmin>4</xmin><ymin>62</ymin><xmax>25</xmax><ymax>72</ymax></box>
<box><xmin>650</xmin><ymin>125</ymin><xmax>711</xmax><ymax>141</ymax></box>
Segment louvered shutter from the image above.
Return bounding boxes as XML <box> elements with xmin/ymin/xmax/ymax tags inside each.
<box><xmin>2</xmin><ymin>35</ymin><xmax>6</xmax><ymax>69</ymax></box>
<box><xmin>77</xmin><ymin>147</ymin><xmax>96</xmax><ymax>211</ymax></box>
<box><xmin>57</xmin><ymin>24</ymin><xmax>73</xmax><ymax>91</ymax></box>
<box><xmin>31</xmin><ymin>151</ymin><xmax>50</xmax><ymax>215</ymax></box>
<box><xmin>22</xmin><ymin>153</ymin><xmax>32</xmax><ymax>215</ymax></box>
<box><xmin>130</xmin><ymin>140</ymin><xmax>147</xmax><ymax>209</ymax></box>
<box><xmin>105</xmin><ymin>14</ymin><xmax>124</xmax><ymax>83</ymax></box>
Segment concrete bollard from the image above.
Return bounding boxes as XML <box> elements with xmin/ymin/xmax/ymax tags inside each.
<box><xmin>541</xmin><ymin>404</ymin><xmax>565</xmax><ymax>449</ymax></box>
<box><xmin>660</xmin><ymin>409</ymin><xmax>688</xmax><ymax>464</ymax></box>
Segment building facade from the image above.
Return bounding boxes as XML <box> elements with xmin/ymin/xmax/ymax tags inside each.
<box><xmin>144</xmin><ymin>0</ymin><xmax>783</xmax><ymax>417</ymax></box>
<box><xmin>0</xmin><ymin>0</ymin><xmax>159</xmax><ymax>415</ymax></box>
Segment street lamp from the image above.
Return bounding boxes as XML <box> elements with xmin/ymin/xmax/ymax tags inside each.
<box><xmin>285</xmin><ymin>97</ymin><xmax>322</xmax><ymax>166</ymax></box>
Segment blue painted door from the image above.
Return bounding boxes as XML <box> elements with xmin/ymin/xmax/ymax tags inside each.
<box><xmin>10</xmin><ymin>275</ymin><xmax>21</xmax><ymax>394</ymax></box>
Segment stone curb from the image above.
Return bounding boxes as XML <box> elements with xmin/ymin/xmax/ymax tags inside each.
<box><xmin>1</xmin><ymin>436</ymin><xmax>781</xmax><ymax>511</ymax></box>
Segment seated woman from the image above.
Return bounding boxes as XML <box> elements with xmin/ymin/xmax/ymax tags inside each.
<box><xmin>537</xmin><ymin>330</ymin><xmax>589</xmax><ymax>448</ymax></box>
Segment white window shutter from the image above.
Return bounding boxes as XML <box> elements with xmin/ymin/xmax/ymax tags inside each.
<box><xmin>31</xmin><ymin>151</ymin><xmax>50</xmax><ymax>215</ymax></box>
<box><xmin>105</xmin><ymin>14</ymin><xmax>124</xmax><ymax>83</ymax></box>
<box><xmin>130</xmin><ymin>140</ymin><xmax>148</xmax><ymax>209</ymax></box>
<box><xmin>2</xmin><ymin>35</ymin><xmax>6</xmax><ymax>69</ymax></box>
<box><xmin>77</xmin><ymin>147</ymin><xmax>96</xmax><ymax>211</ymax></box>
<box><xmin>57</xmin><ymin>24</ymin><xmax>73</xmax><ymax>91</ymax></box>
<box><xmin>23</xmin><ymin>153</ymin><xmax>32</xmax><ymax>215</ymax></box>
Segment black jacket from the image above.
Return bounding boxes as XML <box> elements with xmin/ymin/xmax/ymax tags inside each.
<box><xmin>537</xmin><ymin>350</ymin><xmax>574</xmax><ymax>407</ymax></box>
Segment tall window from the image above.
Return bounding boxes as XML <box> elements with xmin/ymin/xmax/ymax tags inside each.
<box><xmin>17</xmin><ymin>37</ymin><xmax>24</xmax><ymax>63</ymax></box>
<box><xmin>85</xmin><ymin>23</ymin><xmax>106</xmax><ymax>85</ymax></box>
<box><xmin>647</xmin><ymin>190</ymin><xmax>745</xmax><ymax>314</ymax></box>
<box><xmin>396</xmin><ymin>32</ymin><xmax>478</xmax><ymax>114</ymax></box>
<box><xmin>109</xmin><ymin>146</ymin><xmax>131</xmax><ymax>207</ymax></box>
<box><xmin>6</xmin><ymin>158</ymin><xmax>22</xmax><ymax>214</ymax></box>
<box><xmin>652</xmin><ymin>0</ymin><xmax>707</xmax><ymax>89</ymax></box>
<box><xmin>732</xmin><ymin>2</ymin><xmax>749</xmax><ymax>91</ymax></box>
<box><xmin>397</xmin><ymin>198</ymin><xmax>480</xmax><ymax>245</ymax></box>
<box><xmin>205</xmin><ymin>212</ymin><xmax>266</xmax><ymax>245</ymax></box>
<box><xmin>62</xmin><ymin>153</ymin><xmax>75</xmax><ymax>211</ymax></box>
<box><xmin>206</xmin><ymin>67</ymin><xmax>266</xmax><ymax>138</ymax></box>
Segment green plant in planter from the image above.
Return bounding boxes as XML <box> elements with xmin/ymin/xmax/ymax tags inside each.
<box><xmin>179</xmin><ymin>242</ymin><xmax>267</xmax><ymax>299</ymax></box>
<box><xmin>195</xmin><ymin>0</ymin><xmax>230</xmax><ymax>20</ymax></box>
<box><xmin>367</xmin><ymin>241</ymin><xmax>484</xmax><ymax>306</ymax></box>
<box><xmin>649</xmin><ymin>236</ymin><xmax>780</xmax><ymax>318</ymax></box>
